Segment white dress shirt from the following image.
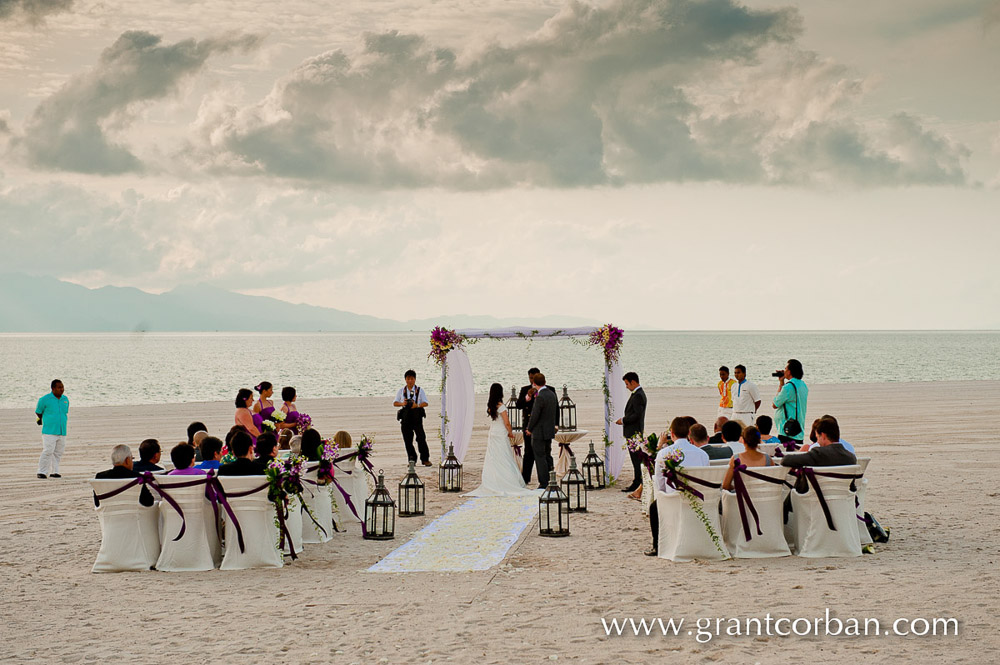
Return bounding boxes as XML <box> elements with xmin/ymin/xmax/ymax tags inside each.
<box><xmin>653</xmin><ymin>439</ymin><xmax>711</xmax><ymax>493</ymax></box>
<box><xmin>394</xmin><ymin>385</ymin><xmax>428</xmax><ymax>406</ymax></box>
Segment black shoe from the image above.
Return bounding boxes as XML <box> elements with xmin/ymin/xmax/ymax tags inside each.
<box><xmin>36</xmin><ymin>473</ymin><xmax>46</xmax><ymax>479</ymax></box>
<box><xmin>536</xmin><ymin>486</ymin><xmax>546</xmax><ymax>490</ymax></box>
<box><xmin>644</xmin><ymin>548</ymin><xmax>658</xmax><ymax>556</ymax></box>
<box><xmin>50</xmin><ymin>473</ymin><xmax>62</xmax><ymax>478</ymax></box>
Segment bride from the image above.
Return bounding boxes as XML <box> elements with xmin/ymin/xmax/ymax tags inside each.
<box><xmin>466</xmin><ymin>383</ymin><xmax>540</xmax><ymax>497</ymax></box>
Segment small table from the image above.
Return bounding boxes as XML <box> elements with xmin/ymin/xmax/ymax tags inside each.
<box><xmin>554</xmin><ymin>429</ymin><xmax>589</xmax><ymax>478</ymax></box>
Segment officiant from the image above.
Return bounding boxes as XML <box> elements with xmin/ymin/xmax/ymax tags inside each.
<box><xmin>394</xmin><ymin>369</ymin><xmax>432</xmax><ymax>466</ymax></box>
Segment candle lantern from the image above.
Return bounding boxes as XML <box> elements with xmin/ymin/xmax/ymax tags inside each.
<box><xmin>559</xmin><ymin>385</ymin><xmax>577</xmax><ymax>431</ymax></box>
<box><xmin>560</xmin><ymin>455</ymin><xmax>587</xmax><ymax>512</ymax></box>
<box><xmin>506</xmin><ymin>385</ymin><xmax>523</xmax><ymax>431</ymax></box>
<box><xmin>363</xmin><ymin>469</ymin><xmax>395</xmax><ymax>540</ymax></box>
<box><xmin>538</xmin><ymin>471</ymin><xmax>570</xmax><ymax>537</ymax></box>
<box><xmin>438</xmin><ymin>443</ymin><xmax>463</xmax><ymax>492</ymax></box>
<box><xmin>397</xmin><ymin>460</ymin><xmax>425</xmax><ymax>517</ymax></box>
<box><xmin>582</xmin><ymin>440</ymin><xmax>606</xmax><ymax>490</ymax></box>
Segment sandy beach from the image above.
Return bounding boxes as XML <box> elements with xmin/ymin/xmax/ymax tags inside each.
<box><xmin>1</xmin><ymin>381</ymin><xmax>997</xmax><ymax>664</ymax></box>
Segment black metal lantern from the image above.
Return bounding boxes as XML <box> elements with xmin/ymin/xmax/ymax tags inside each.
<box><xmin>364</xmin><ymin>469</ymin><xmax>395</xmax><ymax>540</ymax></box>
<box><xmin>582</xmin><ymin>440</ymin><xmax>606</xmax><ymax>490</ymax></box>
<box><xmin>397</xmin><ymin>460</ymin><xmax>425</xmax><ymax>517</ymax></box>
<box><xmin>539</xmin><ymin>471</ymin><xmax>570</xmax><ymax>537</ymax></box>
<box><xmin>438</xmin><ymin>443</ymin><xmax>463</xmax><ymax>492</ymax></box>
<box><xmin>560</xmin><ymin>455</ymin><xmax>587</xmax><ymax>512</ymax></box>
<box><xmin>559</xmin><ymin>384</ymin><xmax>577</xmax><ymax>431</ymax></box>
<box><xmin>506</xmin><ymin>385</ymin><xmax>523</xmax><ymax>431</ymax></box>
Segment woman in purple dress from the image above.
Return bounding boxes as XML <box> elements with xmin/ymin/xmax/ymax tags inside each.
<box><xmin>252</xmin><ymin>381</ymin><xmax>275</xmax><ymax>433</ymax></box>
<box><xmin>280</xmin><ymin>386</ymin><xmax>299</xmax><ymax>430</ymax></box>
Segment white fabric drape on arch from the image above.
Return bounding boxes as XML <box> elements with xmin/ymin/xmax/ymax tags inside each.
<box><xmin>605</xmin><ymin>359</ymin><xmax>627</xmax><ymax>480</ymax></box>
<box><xmin>443</xmin><ymin>348</ymin><xmax>475</xmax><ymax>463</ymax></box>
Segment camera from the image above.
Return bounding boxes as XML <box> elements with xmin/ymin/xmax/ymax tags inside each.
<box><xmin>771</xmin><ymin>371</ymin><xmax>784</xmax><ymax>378</ymax></box>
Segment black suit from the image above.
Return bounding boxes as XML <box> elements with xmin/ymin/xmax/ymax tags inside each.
<box><xmin>93</xmin><ymin>465</ymin><xmax>154</xmax><ymax>507</ymax></box>
<box><xmin>218</xmin><ymin>458</ymin><xmax>267</xmax><ymax>476</ymax></box>
<box><xmin>702</xmin><ymin>444</ymin><xmax>734</xmax><ymax>460</ymax></box>
<box><xmin>622</xmin><ymin>386</ymin><xmax>647</xmax><ymax>491</ymax></box>
<box><xmin>780</xmin><ymin>443</ymin><xmax>857</xmax><ymax>468</ymax></box>
<box><xmin>516</xmin><ymin>384</ymin><xmax>539</xmax><ymax>484</ymax></box>
<box><xmin>526</xmin><ymin>385</ymin><xmax>558</xmax><ymax>487</ymax></box>
<box><xmin>133</xmin><ymin>460</ymin><xmax>163</xmax><ymax>473</ymax></box>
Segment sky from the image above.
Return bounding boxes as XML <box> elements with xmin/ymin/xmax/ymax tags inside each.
<box><xmin>1</xmin><ymin>0</ymin><xmax>998</xmax><ymax>330</ymax></box>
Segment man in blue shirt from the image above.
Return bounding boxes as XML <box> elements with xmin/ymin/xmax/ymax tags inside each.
<box><xmin>35</xmin><ymin>379</ymin><xmax>69</xmax><ymax>479</ymax></box>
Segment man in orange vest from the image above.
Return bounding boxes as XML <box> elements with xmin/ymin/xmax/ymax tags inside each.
<box><xmin>717</xmin><ymin>366</ymin><xmax>736</xmax><ymax>420</ymax></box>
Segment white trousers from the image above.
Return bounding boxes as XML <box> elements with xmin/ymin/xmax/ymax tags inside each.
<box><xmin>717</xmin><ymin>407</ymin><xmax>734</xmax><ymax>420</ymax></box>
<box><xmin>732</xmin><ymin>412</ymin><xmax>757</xmax><ymax>427</ymax></box>
<box><xmin>38</xmin><ymin>434</ymin><xmax>66</xmax><ymax>475</ymax></box>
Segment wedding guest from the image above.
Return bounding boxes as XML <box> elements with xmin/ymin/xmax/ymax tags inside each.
<box><xmin>646</xmin><ymin>417</ymin><xmax>709</xmax><ymax>556</ymax></box>
<box><xmin>717</xmin><ymin>366</ymin><xmax>736</xmax><ymax>420</ymax></box>
<box><xmin>35</xmin><ymin>379</ymin><xmax>69</xmax><ymax>479</ymax></box>
<box><xmin>708</xmin><ymin>416</ymin><xmax>728</xmax><ymax>444</ymax></box>
<box><xmin>721</xmin><ymin>420</ymin><xmax>745</xmax><ymax>455</ymax></box>
<box><xmin>218</xmin><ymin>431</ymin><xmax>266</xmax><ymax>476</ymax></box>
<box><xmin>393</xmin><ymin>370</ymin><xmax>431</xmax><ymax>467</ymax></box>
<box><xmin>756</xmin><ymin>415</ymin><xmax>780</xmax><ymax>444</ymax></box>
<box><xmin>802</xmin><ymin>415</ymin><xmax>855</xmax><ymax>453</ymax></box>
<box><xmin>289</xmin><ymin>436</ymin><xmax>303</xmax><ymax>456</ymax></box>
<box><xmin>516</xmin><ymin>368</ymin><xmax>541</xmax><ymax>486</ymax></box>
<box><xmin>255</xmin><ymin>432</ymin><xmax>279</xmax><ymax>464</ymax></box>
<box><xmin>235</xmin><ymin>389</ymin><xmax>261</xmax><ymax>441</ymax></box>
<box><xmin>301</xmin><ymin>428</ymin><xmax>323</xmax><ymax>461</ymax></box>
<box><xmin>188</xmin><ymin>421</ymin><xmax>207</xmax><ymax>461</ymax></box>
<box><xmin>731</xmin><ymin>365</ymin><xmax>762</xmax><ymax>430</ymax></box>
<box><xmin>133</xmin><ymin>439</ymin><xmax>163</xmax><ymax>473</ymax></box>
<box><xmin>773</xmin><ymin>359</ymin><xmax>808</xmax><ymax>445</ymax></box>
<box><xmin>93</xmin><ymin>444</ymin><xmax>154</xmax><ymax>507</ymax></box>
<box><xmin>722</xmin><ymin>426</ymin><xmax>772</xmax><ymax>490</ymax></box>
<box><xmin>167</xmin><ymin>444</ymin><xmax>204</xmax><ymax>475</ymax></box>
<box><xmin>196</xmin><ymin>436</ymin><xmax>224</xmax><ymax>471</ymax></box>
<box><xmin>780</xmin><ymin>417</ymin><xmax>856</xmax><ymax>468</ymax></box>
<box><xmin>618</xmin><ymin>371</ymin><xmax>647</xmax><ymax>495</ymax></box>
<box><xmin>333</xmin><ymin>430</ymin><xmax>352</xmax><ymax>450</ymax></box>
<box><xmin>696</xmin><ymin>423</ymin><xmax>733</xmax><ymax>461</ymax></box>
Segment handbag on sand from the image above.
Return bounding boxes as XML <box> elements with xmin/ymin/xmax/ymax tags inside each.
<box><xmin>865</xmin><ymin>512</ymin><xmax>890</xmax><ymax>543</ymax></box>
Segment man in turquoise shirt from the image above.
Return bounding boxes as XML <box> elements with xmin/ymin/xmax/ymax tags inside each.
<box><xmin>772</xmin><ymin>359</ymin><xmax>808</xmax><ymax>444</ymax></box>
<box><xmin>36</xmin><ymin>379</ymin><xmax>69</xmax><ymax>479</ymax></box>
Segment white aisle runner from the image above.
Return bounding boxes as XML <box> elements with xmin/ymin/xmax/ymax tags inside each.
<box><xmin>368</xmin><ymin>496</ymin><xmax>537</xmax><ymax>573</ymax></box>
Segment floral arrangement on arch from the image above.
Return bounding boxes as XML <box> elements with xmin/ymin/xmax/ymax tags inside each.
<box><xmin>660</xmin><ymin>448</ymin><xmax>725</xmax><ymax>556</ymax></box>
<box><xmin>587</xmin><ymin>324</ymin><xmax>624</xmax><ymax>366</ymax></box>
<box><xmin>428</xmin><ymin>326</ymin><xmax>466</xmax><ymax>366</ymax></box>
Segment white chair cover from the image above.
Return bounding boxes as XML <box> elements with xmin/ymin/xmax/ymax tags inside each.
<box><xmin>301</xmin><ymin>470</ymin><xmax>334</xmax><ymax>544</ymax></box>
<box><xmin>856</xmin><ymin>457</ymin><xmax>873</xmax><ymax>545</ymax></box>
<box><xmin>89</xmin><ymin>479</ymin><xmax>161</xmax><ymax>573</ymax></box>
<box><xmin>216</xmin><ymin>475</ymin><xmax>281</xmax><ymax>570</ymax></box>
<box><xmin>281</xmin><ymin>495</ymin><xmax>304</xmax><ymax>557</ymax></box>
<box><xmin>656</xmin><ymin>466</ymin><xmax>730</xmax><ymax>562</ymax></box>
<box><xmin>721</xmin><ymin>465</ymin><xmax>791</xmax><ymax>558</ymax></box>
<box><xmin>333</xmin><ymin>458</ymin><xmax>369</xmax><ymax>534</ymax></box>
<box><xmin>709</xmin><ymin>458</ymin><xmax>730</xmax><ymax>466</ymax></box>
<box><xmin>788</xmin><ymin>465</ymin><xmax>862</xmax><ymax>558</ymax></box>
<box><xmin>640</xmin><ymin>466</ymin><xmax>653</xmax><ymax>517</ymax></box>
<box><xmin>154</xmin><ymin>475</ymin><xmax>220</xmax><ymax>572</ymax></box>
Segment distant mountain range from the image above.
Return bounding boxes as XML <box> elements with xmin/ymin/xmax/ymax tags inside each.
<box><xmin>0</xmin><ymin>274</ymin><xmax>597</xmax><ymax>332</ymax></box>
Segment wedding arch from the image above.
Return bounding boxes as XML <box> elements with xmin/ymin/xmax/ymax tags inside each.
<box><xmin>427</xmin><ymin>325</ymin><xmax>628</xmax><ymax>482</ymax></box>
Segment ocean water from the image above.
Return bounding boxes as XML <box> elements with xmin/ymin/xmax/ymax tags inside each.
<box><xmin>1</xmin><ymin>331</ymin><xmax>997</xmax><ymax>409</ymax></box>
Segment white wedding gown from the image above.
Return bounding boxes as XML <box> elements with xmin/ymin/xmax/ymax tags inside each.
<box><xmin>466</xmin><ymin>405</ymin><xmax>540</xmax><ymax>497</ymax></box>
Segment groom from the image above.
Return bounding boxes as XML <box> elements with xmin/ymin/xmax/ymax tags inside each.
<box><xmin>524</xmin><ymin>372</ymin><xmax>557</xmax><ymax>489</ymax></box>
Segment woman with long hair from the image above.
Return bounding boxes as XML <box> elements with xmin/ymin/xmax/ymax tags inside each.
<box><xmin>234</xmin><ymin>388</ymin><xmax>260</xmax><ymax>443</ymax></box>
<box><xmin>466</xmin><ymin>382</ymin><xmax>539</xmax><ymax>497</ymax></box>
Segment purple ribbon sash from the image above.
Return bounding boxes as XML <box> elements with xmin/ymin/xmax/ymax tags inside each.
<box><xmin>771</xmin><ymin>440</ymin><xmax>801</xmax><ymax>458</ymax></box>
<box><xmin>730</xmin><ymin>462</ymin><xmax>788</xmax><ymax>542</ymax></box>
<box><xmin>559</xmin><ymin>442</ymin><xmax>574</xmax><ymax>457</ymax></box>
<box><xmin>94</xmin><ymin>474</ymin><xmax>186</xmax><ymax>541</ymax></box>
<box><xmin>790</xmin><ymin>467</ymin><xmax>861</xmax><ymax>531</ymax></box>
<box><xmin>663</xmin><ymin>468</ymin><xmax>721</xmax><ymax>501</ymax></box>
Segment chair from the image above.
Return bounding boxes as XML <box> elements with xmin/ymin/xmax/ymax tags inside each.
<box><xmin>154</xmin><ymin>475</ymin><xmax>219</xmax><ymax>572</ymax></box>
<box><xmin>89</xmin><ymin>479</ymin><xmax>161</xmax><ymax>573</ymax></box>
<box><xmin>708</xmin><ymin>458</ymin><xmax>730</xmax><ymax>466</ymax></box>
<box><xmin>856</xmin><ymin>457</ymin><xmax>873</xmax><ymax>545</ymax></box>
<box><xmin>721</xmin><ymin>465</ymin><xmax>791</xmax><ymax>558</ymax></box>
<box><xmin>788</xmin><ymin>465</ymin><xmax>862</xmax><ymax>558</ymax></box>
<box><xmin>656</xmin><ymin>466</ymin><xmax>730</xmax><ymax>561</ymax></box>
<box><xmin>332</xmin><ymin>458</ymin><xmax>369</xmax><ymax>533</ymax></box>
<box><xmin>217</xmin><ymin>476</ymin><xmax>282</xmax><ymax>570</ymax></box>
<box><xmin>301</xmin><ymin>470</ymin><xmax>334</xmax><ymax>544</ymax></box>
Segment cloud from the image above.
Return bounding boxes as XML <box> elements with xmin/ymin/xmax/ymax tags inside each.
<box><xmin>182</xmin><ymin>0</ymin><xmax>969</xmax><ymax>188</ymax></box>
<box><xmin>0</xmin><ymin>0</ymin><xmax>72</xmax><ymax>24</ymax></box>
<box><xmin>14</xmin><ymin>30</ymin><xmax>262</xmax><ymax>174</ymax></box>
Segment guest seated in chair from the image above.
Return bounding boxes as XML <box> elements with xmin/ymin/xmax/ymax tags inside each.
<box><xmin>801</xmin><ymin>415</ymin><xmax>856</xmax><ymax>454</ymax></box>
<box><xmin>132</xmin><ymin>438</ymin><xmax>163</xmax><ymax>473</ymax></box>
<box><xmin>195</xmin><ymin>436</ymin><xmax>224</xmax><ymax>471</ymax></box>
<box><xmin>167</xmin><ymin>443</ymin><xmax>205</xmax><ymax>475</ymax></box>
<box><xmin>721</xmin><ymin>420</ymin><xmax>746</xmax><ymax>455</ymax></box>
<box><xmin>697</xmin><ymin>423</ymin><xmax>733</xmax><ymax>461</ymax></box>
<box><xmin>94</xmin><ymin>444</ymin><xmax>155</xmax><ymax>507</ymax></box>
<box><xmin>218</xmin><ymin>431</ymin><xmax>266</xmax><ymax>476</ymax></box>
<box><xmin>301</xmin><ymin>429</ymin><xmax>322</xmax><ymax>462</ymax></box>
<box><xmin>254</xmin><ymin>433</ymin><xmax>279</xmax><ymax>466</ymax></box>
<box><xmin>645</xmin><ymin>417</ymin><xmax>711</xmax><ymax>556</ymax></box>
<box><xmin>188</xmin><ymin>421</ymin><xmax>208</xmax><ymax>461</ymax></box>
<box><xmin>708</xmin><ymin>416</ymin><xmax>728</xmax><ymax>444</ymax></box>
<box><xmin>722</xmin><ymin>426</ymin><xmax>772</xmax><ymax>490</ymax></box>
<box><xmin>756</xmin><ymin>415</ymin><xmax>780</xmax><ymax>444</ymax></box>
<box><xmin>780</xmin><ymin>417</ymin><xmax>856</xmax><ymax>468</ymax></box>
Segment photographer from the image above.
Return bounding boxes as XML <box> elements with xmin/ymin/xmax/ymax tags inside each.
<box><xmin>393</xmin><ymin>369</ymin><xmax>431</xmax><ymax>466</ymax></box>
<box><xmin>772</xmin><ymin>359</ymin><xmax>809</xmax><ymax>445</ymax></box>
